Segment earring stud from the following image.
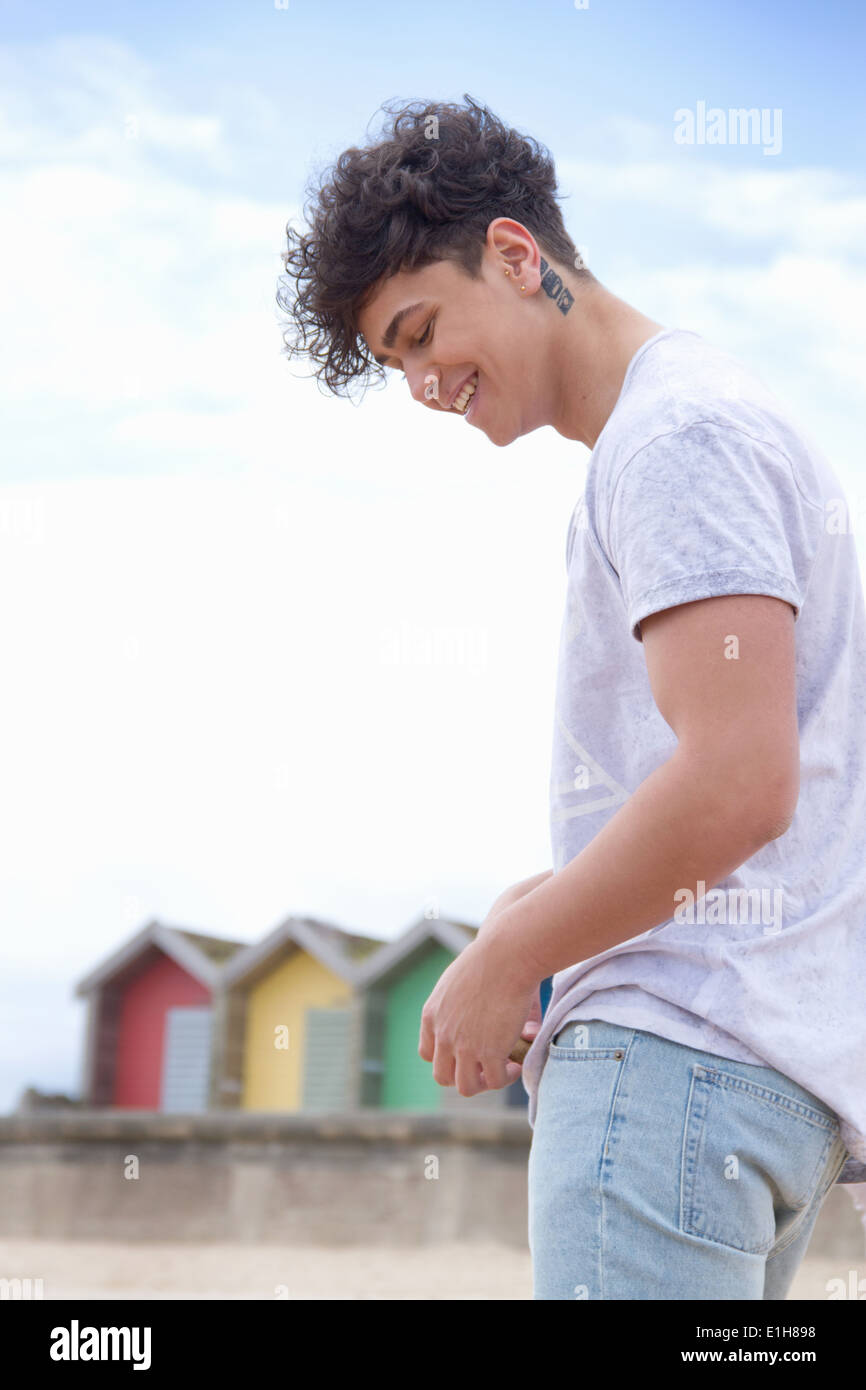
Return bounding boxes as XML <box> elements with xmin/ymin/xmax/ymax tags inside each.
<box><xmin>504</xmin><ymin>268</ymin><xmax>511</xmax><ymax>277</ymax></box>
<box><xmin>520</xmin><ymin>285</ymin><xmax>526</xmax><ymax>292</ymax></box>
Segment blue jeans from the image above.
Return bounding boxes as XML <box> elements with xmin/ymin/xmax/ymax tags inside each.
<box><xmin>528</xmin><ymin>1019</ymin><xmax>851</xmax><ymax>1300</ymax></box>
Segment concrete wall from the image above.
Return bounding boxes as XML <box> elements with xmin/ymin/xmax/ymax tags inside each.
<box><xmin>0</xmin><ymin>1111</ymin><xmax>862</xmax><ymax>1257</ymax></box>
<box><xmin>0</xmin><ymin>1111</ymin><xmax>530</xmax><ymax>1247</ymax></box>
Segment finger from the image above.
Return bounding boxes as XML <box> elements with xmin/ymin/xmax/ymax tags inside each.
<box><xmin>455</xmin><ymin>1054</ymin><xmax>485</xmax><ymax>1098</ymax></box>
<box><xmin>480</xmin><ymin>1054</ymin><xmax>509</xmax><ymax>1090</ymax></box>
<box><xmin>418</xmin><ymin>1009</ymin><xmax>436</xmax><ymax>1063</ymax></box>
<box><xmin>480</xmin><ymin>1060</ymin><xmax>524</xmax><ymax>1089</ymax></box>
<box><xmin>509</xmin><ymin>1019</ymin><xmax>542</xmax><ymax>1063</ymax></box>
<box><xmin>431</xmin><ymin>1039</ymin><xmax>456</xmax><ymax>1087</ymax></box>
<box><xmin>526</xmin><ymin>988</ymin><xmax>543</xmax><ymax>1026</ymax></box>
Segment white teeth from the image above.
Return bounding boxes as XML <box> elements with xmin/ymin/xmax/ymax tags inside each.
<box><xmin>452</xmin><ymin>372</ymin><xmax>478</xmax><ymax>413</ymax></box>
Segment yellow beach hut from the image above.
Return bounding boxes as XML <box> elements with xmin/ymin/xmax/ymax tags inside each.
<box><xmin>215</xmin><ymin>915</ymin><xmax>385</xmax><ymax>1112</ymax></box>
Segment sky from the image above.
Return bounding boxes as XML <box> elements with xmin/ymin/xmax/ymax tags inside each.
<box><xmin>1</xmin><ymin>0</ymin><xmax>865</xmax><ymax>1109</ymax></box>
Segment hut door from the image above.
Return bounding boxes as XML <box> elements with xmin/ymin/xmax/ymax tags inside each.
<box><xmin>160</xmin><ymin>1006</ymin><xmax>213</xmax><ymax>1112</ymax></box>
<box><xmin>301</xmin><ymin>1008</ymin><xmax>350</xmax><ymax>1110</ymax></box>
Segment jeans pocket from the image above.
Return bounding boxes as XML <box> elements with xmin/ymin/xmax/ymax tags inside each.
<box><xmin>549</xmin><ymin>1021</ymin><xmax>628</xmax><ymax>1060</ymax></box>
<box><xmin>679</xmin><ymin>1064</ymin><xmax>838</xmax><ymax>1254</ymax></box>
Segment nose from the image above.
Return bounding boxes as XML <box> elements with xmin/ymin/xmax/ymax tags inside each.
<box><xmin>408</xmin><ymin>368</ymin><xmax>444</xmax><ymax>409</ymax></box>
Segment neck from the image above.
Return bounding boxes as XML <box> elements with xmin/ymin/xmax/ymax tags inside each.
<box><xmin>547</xmin><ymin>282</ymin><xmax>666</xmax><ymax>449</ymax></box>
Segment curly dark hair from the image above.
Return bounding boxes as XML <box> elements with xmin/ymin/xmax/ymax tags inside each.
<box><xmin>276</xmin><ymin>94</ymin><xmax>591</xmax><ymax>400</ymax></box>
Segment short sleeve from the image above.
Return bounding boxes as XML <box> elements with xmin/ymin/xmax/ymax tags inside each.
<box><xmin>602</xmin><ymin>422</ymin><xmax>821</xmax><ymax>643</ymax></box>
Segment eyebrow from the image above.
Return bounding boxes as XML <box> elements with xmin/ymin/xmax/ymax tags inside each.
<box><xmin>371</xmin><ymin>301</ymin><xmax>427</xmax><ymax>366</ymax></box>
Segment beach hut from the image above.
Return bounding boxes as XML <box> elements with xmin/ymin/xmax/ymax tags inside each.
<box><xmin>74</xmin><ymin>920</ymin><xmax>246</xmax><ymax>1111</ymax></box>
<box><xmin>216</xmin><ymin>915</ymin><xmax>385</xmax><ymax>1112</ymax></box>
<box><xmin>354</xmin><ymin>915</ymin><xmax>529</xmax><ymax>1110</ymax></box>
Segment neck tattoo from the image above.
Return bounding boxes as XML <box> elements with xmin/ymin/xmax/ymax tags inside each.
<box><xmin>538</xmin><ymin>257</ymin><xmax>575</xmax><ymax>315</ymax></box>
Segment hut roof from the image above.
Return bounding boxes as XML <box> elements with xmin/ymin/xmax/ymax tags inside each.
<box><xmin>74</xmin><ymin>920</ymin><xmax>248</xmax><ymax>996</ymax></box>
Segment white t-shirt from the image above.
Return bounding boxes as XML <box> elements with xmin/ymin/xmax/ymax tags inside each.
<box><xmin>521</xmin><ymin>328</ymin><xmax>866</xmax><ymax>1176</ymax></box>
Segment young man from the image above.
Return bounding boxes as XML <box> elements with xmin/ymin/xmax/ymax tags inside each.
<box><xmin>278</xmin><ymin>95</ymin><xmax>866</xmax><ymax>1299</ymax></box>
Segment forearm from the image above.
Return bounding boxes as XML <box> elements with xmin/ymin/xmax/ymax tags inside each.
<box><xmin>486</xmin><ymin>868</ymin><xmax>554</xmax><ymax>920</ymax></box>
<box><xmin>487</xmin><ymin>746</ymin><xmax>780</xmax><ymax>986</ymax></box>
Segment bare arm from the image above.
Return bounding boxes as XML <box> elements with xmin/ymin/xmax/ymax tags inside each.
<box><xmin>483</xmin><ymin>594</ymin><xmax>799</xmax><ymax>985</ymax></box>
<box><xmin>481</xmin><ymin>869</ymin><xmax>554</xmax><ymax>929</ymax></box>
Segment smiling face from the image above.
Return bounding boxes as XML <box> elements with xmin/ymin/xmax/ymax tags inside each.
<box><xmin>356</xmin><ymin>222</ymin><xmax>561</xmax><ymax>448</ymax></box>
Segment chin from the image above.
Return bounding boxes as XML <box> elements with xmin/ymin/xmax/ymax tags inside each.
<box><xmin>483</xmin><ymin>415</ymin><xmax>519</xmax><ymax>448</ymax></box>
<box><xmin>492</xmin><ymin>419</ymin><xmax>530</xmax><ymax>448</ymax></box>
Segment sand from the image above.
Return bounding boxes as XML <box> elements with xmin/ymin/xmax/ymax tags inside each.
<box><xmin>1</xmin><ymin>1239</ymin><xmax>864</xmax><ymax>1300</ymax></box>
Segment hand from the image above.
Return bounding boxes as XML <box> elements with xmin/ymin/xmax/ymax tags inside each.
<box><xmin>418</xmin><ymin>933</ymin><xmax>541</xmax><ymax>1097</ymax></box>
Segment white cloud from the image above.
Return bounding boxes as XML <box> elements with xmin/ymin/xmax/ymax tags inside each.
<box><xmin>560</xmin><ymin>153</ymin><xmax>866</xmax><ymax>254</ymax></box>
<box><xmin>1</xmin><ymin>161</ymin><xmax>292</xmax><ymax>414</ymax></box>
<box><xmin>0</xmin><ymin>36</ymin><xmax>226</xmax><ymax>168</ymax></box>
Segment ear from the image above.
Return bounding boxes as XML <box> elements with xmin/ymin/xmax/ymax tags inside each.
<box><xmin>486</xmin><ymin>217</ymin><xmax>542</xmax><ymax>286</ymax></box>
